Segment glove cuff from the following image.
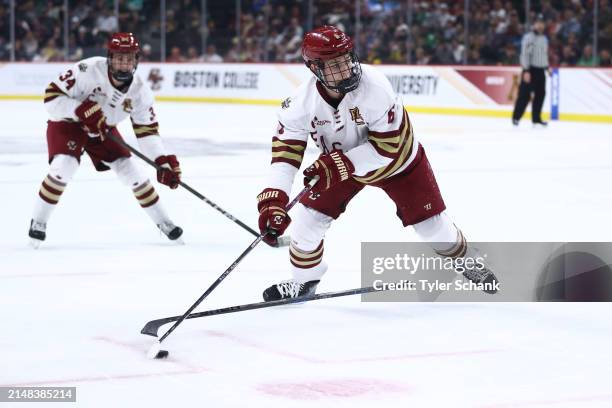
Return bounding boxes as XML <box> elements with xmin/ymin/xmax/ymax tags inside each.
<box><xmin>257</xmin><ymin>188</ymin><xmax>289</xmax><ymax>212</ymax></box>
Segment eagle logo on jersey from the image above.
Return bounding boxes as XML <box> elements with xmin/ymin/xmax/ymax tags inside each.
<box><xmin>78</xmin><ymin>63</ymin><xmax>88</xmax><ymax>72</ymax></box>
<box><xmin>122</xmin><ymin>98</ymin><xmax>133</xmax><ymax>113</ymax></box>
<box><xmin>67</xmin><ymin>140</ymin><xmax>77</xmax><ymax>151</ymax></box>
<box><xmin>349</xmin><ymin>107</ymin><xmax>365</xmax><ymax>125</ymax></box>
<box><xmin>281</xmin><ymin>97</ymin><xmax>291</xmax><ymax>109</ymax></box>
<box><xmin>147</xmin><ymin>68</ymin><xmax>164</xmax><ymax>91</ymax></box>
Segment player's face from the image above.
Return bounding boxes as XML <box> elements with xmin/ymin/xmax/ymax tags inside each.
<box><xmin>110</xmin><ymin>52</ymin><xmax>137</xmax><ymax>74</ymax></box>
<box><xmin>321</xmin><ymin>53</ymin><xmax>354</xmax><ymax>87</ymax></box>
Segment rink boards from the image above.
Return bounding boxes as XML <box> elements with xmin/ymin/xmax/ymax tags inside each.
<box><xmin>0</xmin><ymin>62</ymin><xmax>610</xmax><ymax>123</ymax></box>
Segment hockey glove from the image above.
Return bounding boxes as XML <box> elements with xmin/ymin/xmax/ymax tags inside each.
<box><xmin>75</xmin><ymin>100</ymin><xmax>109</xmax><ymax>137</ymax></box>
<box><xmin>257</xmin><ymin>188</ymin><xmax>290</xmax><ymax>247</ymax></box>
<box><xmin>303</xmin><ymin>149</ymin><xmax>354</xmax><ymax>193</ymax></box>
<box><xmin>155</xmin><ymin>155</ymin><xmax>181</xmax><ymax>189</ymax></box>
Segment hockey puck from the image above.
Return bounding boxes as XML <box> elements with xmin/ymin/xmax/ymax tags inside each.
<box><xmin>155</xmin><ymin>350</ymin><xmax>169</xmax><ymax>359</ymax></box>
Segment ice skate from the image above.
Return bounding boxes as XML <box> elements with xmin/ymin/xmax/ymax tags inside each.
<box><xmin>462</xmin><ymin>265</ymin><xmax>499</xmax><ymax>294</ymax></box>
<box><xmin>28</xmin><ymin>219</ymin><xmax>46</xmax><ymax>249</ymax></box>
<box><xmin>263</xmin><ymin>279</ymin><xmax>320</xmax><ymax>301</ymax></box>
<box><xmin>157</xmin><ymin>221</ymin><xmax>184</xmax><ymax>244</ymax></box>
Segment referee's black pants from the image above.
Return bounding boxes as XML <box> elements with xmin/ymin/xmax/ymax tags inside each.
<box><xmin>512</xmin><ymin>67</ymin><xmax>546</xmax><ymax>123</ymax></box>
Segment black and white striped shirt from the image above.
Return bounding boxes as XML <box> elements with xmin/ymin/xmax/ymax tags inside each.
<box><xmin>520</xmin><ymin>31</ymin><xmax>549</xmax><ymax>69</ymax></box>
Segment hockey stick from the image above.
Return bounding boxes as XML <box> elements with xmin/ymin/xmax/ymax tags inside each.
<box><xmin>104</xmin><ymin>131</ymin><xmax>290</xmax><ymax>246</ymax></box>
<box><xmin>141</xmin><ymin>286</ymin><xmax>384</xmax><ymax>337</ymax></box>
<box><xmin>146</xmin><ymin>177</ymin><xmax>318</xmax><ymax>359</ymax></box>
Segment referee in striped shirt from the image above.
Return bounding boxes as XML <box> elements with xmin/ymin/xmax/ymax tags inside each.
<box><xmin>512</xmin><ymin>14</ymin><xmax>549</xmax><ymax>127</ymax></box>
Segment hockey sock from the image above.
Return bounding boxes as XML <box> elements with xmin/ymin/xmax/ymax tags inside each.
<box><xmin>413</xmin><ymin>211</ymin><xmax>468</xmax><ymax>258</ymax></box>
<box><xmin>132</xmin><ymin>181</ymin><xmax>172</xmax><ymax>224</ymax></box>
<box><xmin>32</xmin><ymin>155</ymin><xmax>78</xmax><ymax>223</ymax></box>
<box><xmin>290</xmin><ymin>241</ymin><xmax>328</xmax><ymax>283</ymax></box>
<box><xmin>33</xmin><ymin>174</ymin><xmax>66</xmax><ymax>223</ymax></box>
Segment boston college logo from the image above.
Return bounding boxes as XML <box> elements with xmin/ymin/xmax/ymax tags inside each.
<box><xmin>122</xmin><ymin>98</ymin><xmax>133</xmax><ymax>113</ymax></box>
<box><xmin>349</xmin><ymin>107</ymin><xmax>365</xmax><ymax>125</ymax></box>
<box><xmin>67</xmin><ymin>140</ymin><xmax>77</xmax><ymax>151</ymax></box>
<box><xmin>147</xmin><ymin>68</ymin><xmax>164</xmax><ymax>91</ymax></box>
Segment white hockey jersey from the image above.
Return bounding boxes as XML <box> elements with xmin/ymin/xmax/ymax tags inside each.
<box><xmin>44</xmin><ymin>56</ymin><xmax>165</xmax><ymax>160</ymax></box>
<box><xmin>268</xmin><ymin>64</ymin><xmax>418</xmax><ymax>195</ymax></box>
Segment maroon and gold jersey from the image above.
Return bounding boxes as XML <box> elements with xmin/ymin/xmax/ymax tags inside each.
<box><xmin>267</xmin><ymin>64</ymin><xmax>419</xmax><ymax>195</ymax></box>
<box><xmin>44</xmin><ymin>56</ymin><xmax>165</xmax><ymax>160</ymax></box>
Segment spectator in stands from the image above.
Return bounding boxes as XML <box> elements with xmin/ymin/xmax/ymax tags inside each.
<box><xmin>415</xmin><ymin>47</ymin><xmax>430</xmax><ymax>65</ymax></box>
<box><xmin>559</xmin><ymin>44</ymin><xmax>578</xmax><ymax>65</ymax></box>
<box><xmin>0</xmin><ymin>0</ymin><xmax>608</xmax><ymax>68</ymax></box>
<box><xmin>559</xmin><ymin>9</ymin><xmax>581</xmax><ymax>41</ymax></box>
<box><xmin>202</xmin><ymin>44</ymin><xmax>223</xmax><ymax>63</ymax></box>
<box><xmin>186</xmin><ymin>46</ymin><xmax>200</xmax><ymax>62</ymax></box>
<box><xmin>577</xmin><ymin>45</ymin><xmax>598</xmax><ymax>66</ymax></box>
<box><xmin>23</xmin><ymin>31</ymin><xmax>39</xmax><ymax>60</ymax></box>
<box><xmin>38</xmin><ymin>38</ymin><xmax>64</xmax><ymax>62</ymax></box>
<box><xmin>140</xmin><ymin>44</ymin><xmax>153</xmax><ymax>62</ymax></box>
<box><xmin>500</xmin><ymin>43</ymin><xmax>519</xmax><ymax>65</ymax></box>
<box><xmin>599</xmin><ymin>49</ymin><xmax>611</xmax><ymax>66</ymax></box>
<box><xmin>95</xmin><ymin>8</ymin><xmax>118</xmax><ymax>40</ymax></box>
<box><xmin>167</xmin><ymin>46</ymin><xmax>185</xmax><ymax>62</ymax></box>
<box><xmin>224</xmin><ymin>39</ymin><xmax>240</xmax><ymax>62</ymax></box>
<box><xmin>0</xmin><ymin>37</ymin><xmax>9</xmax><ymax>61</ymax></box>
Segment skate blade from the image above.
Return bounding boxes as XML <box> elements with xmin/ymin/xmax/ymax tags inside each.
<box><xmin>172</xmin><ymin>237</ymin><xmax>185</xmax><ymax>245</ymax></box>
<box><xmin>29</xmin><ymin>238</ymin><xmax>42</xmax><ymax>249</ymax></box>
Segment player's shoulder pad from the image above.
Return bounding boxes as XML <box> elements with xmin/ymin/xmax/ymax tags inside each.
<box><xmin>77</xmin><ymin>56</ymin><xmax>107</xmax><ymax>74</ymax></box>
<box><xmin>276</xmin><ymin>76</ymin><xmax>316</xmax><ymax>129</ymax></box>
<box><xmin>353</xmin><ymin>64</ymin><xmax>399</xmax><ymax>122</ymax></box>
<box><xmin>129</xmin><ymin>74</ymin><xmax>155</xmax><ymax>109</ymax></box>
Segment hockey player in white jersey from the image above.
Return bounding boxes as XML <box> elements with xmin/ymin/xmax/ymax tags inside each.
<box><xmin>256</xmin><ymin>26</ymin><xmax>498</xmax><ymax>300</ymax></box>
<box><xmin>28</xmin><ymin>32</ymin><xmax>183</xmax><ymax>247</ymax></box>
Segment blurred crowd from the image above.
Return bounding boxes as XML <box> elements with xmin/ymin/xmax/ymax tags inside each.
<box><xmin>0</xmin><ymin>0</ymin><xmax>610</xmax><ymax>66</ymax></box>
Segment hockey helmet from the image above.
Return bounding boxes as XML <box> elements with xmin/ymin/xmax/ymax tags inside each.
<box><xmin>302</xmin><ymin>26</ymin><xmax>362</xmax><ymax>94</ymax></box>
<box><xmin>107</xmin><ymin>32</ymin><xmax>140</xmax><ymax>83</ymax></box>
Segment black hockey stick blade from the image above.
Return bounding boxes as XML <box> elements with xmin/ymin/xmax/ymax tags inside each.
<box><xmin>141</xmin><ymin>286</ymin><xmax>384</xmax><ymax>337</ymax></box>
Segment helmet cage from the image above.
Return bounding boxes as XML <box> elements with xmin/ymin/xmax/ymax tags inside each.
<box><xmin>107</xmin><ymin>50</ymin><xmax>139</xmax><ymax>83</ymax></box>
<box><xmin>307</xmin><ymin>50</ymin><xmax>362</xmax><ymax>94</ymax></box>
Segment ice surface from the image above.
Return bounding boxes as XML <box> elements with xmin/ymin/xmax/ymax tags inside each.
<box><xmin>1</xmin><ymin>100</ymin><xmax>612</xmax><ymax>407</ymax></box>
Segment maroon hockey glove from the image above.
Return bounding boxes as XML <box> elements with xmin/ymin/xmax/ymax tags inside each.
<box><xmin>257</xmin><ymin>188</ymin><xmax>290</xmax><ymax>247</ymax></box>
<box><xmin>155</xmin><ymin>155</ymin><xmax>181</xmax><ymax>189</ymax></box>
<box><xmin>75</xmin><ymin>100</ymin><xmax>109</xmax><ymax>137</ymax></box>
<box><xmin>303</xmin><ymin>149</ymin><xmax>355</xmax><ymax>193</ymax></box>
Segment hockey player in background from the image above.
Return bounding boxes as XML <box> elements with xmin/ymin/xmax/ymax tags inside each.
<box><xmin>256</xmin><ymin>26</ymin><xmax>498</xmax><ymax>300</ymax></box>
<box><xmin>28</xmin><ymin>32</ymin><xmax>183</xmax><ymax>248</ymax></box>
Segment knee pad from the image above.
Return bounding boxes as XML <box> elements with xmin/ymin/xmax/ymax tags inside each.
<box><xmin>289</xmin><ymin>204</ymin><xmax>333</xmax><ymax>252</ymax></box>
<box><xmin>49</xmin><ymin>154</ymin><xmax>79</xmax><ymax>183</ymax></box>
<box><xmin>109</xmin><ymin>158</ymin><xmax>148</xmax><ymax>188</ymax></box>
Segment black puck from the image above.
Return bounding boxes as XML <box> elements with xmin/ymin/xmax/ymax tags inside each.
<box><xmin>155</xmin><ymin>350</ymin><xmax>169</xmax><ymax>359</ymax></box>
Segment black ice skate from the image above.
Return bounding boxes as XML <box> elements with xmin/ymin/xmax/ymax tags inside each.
<box><xmin>157</xmin><ymin>222</ymin><xmax>183</xmax><ymax>242</ymax></box>
<box><xmin>263</xmin><ymin>280</ymin><xmax>320</xmax><ymax>301</ymax></box>
<box><xmin>462</xmin><ymin>266</ymin><xmax>499</xmax><ymax>294</ymax></box>
<box><xmin>28</xmin><ymin>219</ymin><xmax>46</xmax><ymax>249</ymax></box>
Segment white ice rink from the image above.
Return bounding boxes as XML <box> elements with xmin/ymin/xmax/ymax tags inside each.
<box><xmin>1</xmin><ymin>100</ymin><xmax>612</xmax><ymax>407</ymax></box>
